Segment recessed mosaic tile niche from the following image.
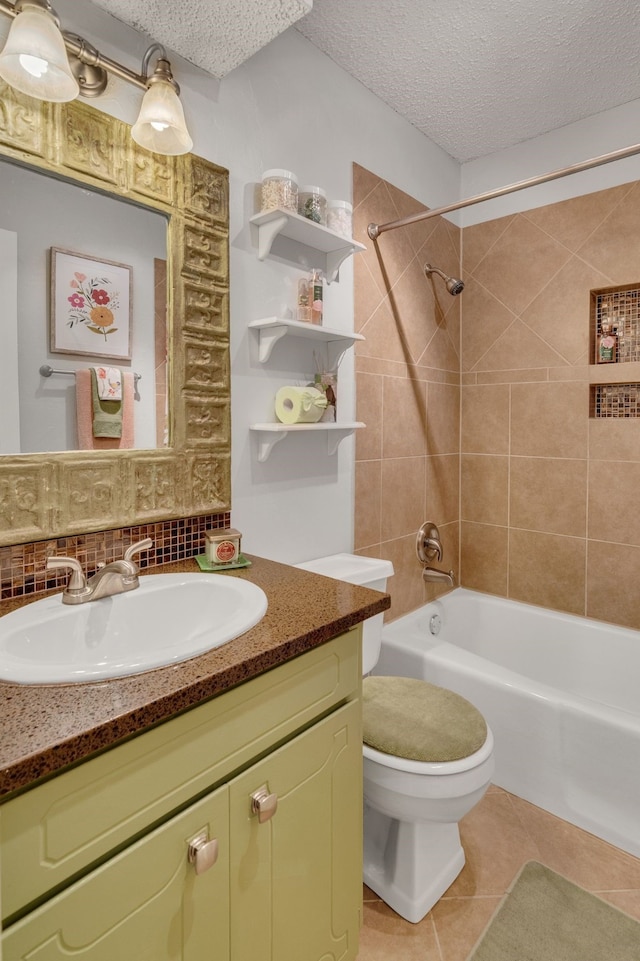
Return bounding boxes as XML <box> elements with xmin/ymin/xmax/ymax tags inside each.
<box><xmin>0</xmin><ymin>512</ymin><xmax>230</xmax><ymax>601</ymax></box>
<box><xmin>591</xmin><ymin>284</ymin><xmax>640</xmax><ymax>418</ymax></box>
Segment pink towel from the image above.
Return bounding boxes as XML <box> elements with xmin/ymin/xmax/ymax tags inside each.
<box><xmin>75</xmin><ymin>370</ymin><xmax>135</xmax><ymax>450</ymax></box>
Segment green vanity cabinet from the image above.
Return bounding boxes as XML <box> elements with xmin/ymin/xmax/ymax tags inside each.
<box><xmin>0</xmin><ymin>628</ymin><xmax>363</xmax><ymax>961</ymax></box>
<box><xmin>3</xmin><ymin>786</ymin><xmax>231</xmax><ymax>961</ymax></box>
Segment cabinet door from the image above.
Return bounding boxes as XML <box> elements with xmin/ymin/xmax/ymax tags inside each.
<box><xmin>229</xmin><ymin>700</ymin><xmax>362</xmax><ymax>961</ymax></box>
<box><xmin>2</xmin><ymin>787</ymin><xmax>229</xmax><ymax>961</ymax></box>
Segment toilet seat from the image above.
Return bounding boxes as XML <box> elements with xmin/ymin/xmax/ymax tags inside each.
<box><xmin>363</xmin><ymin>674</ymin><xmax>488</xmax><ymax>763</ymax></box>
<box><xmin>363</xmin><ymin>727</ymin><xmax>494</xmax><ymax>776</ymax></box>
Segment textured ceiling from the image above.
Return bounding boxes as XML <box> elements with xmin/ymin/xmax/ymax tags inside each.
<box><xmin>89</xmin><ymin>0</ymin><xmax>312</xmax><ymax>80</ymax></box>
<box><xmin>297</xmin><ymin>0</ymin><xmax>640</xmax><ymax>161</ymax></box>
<box><xmin>88</xmin><ymin>0</ymin><xmax>640</xmax><ymax>163</ymax></box>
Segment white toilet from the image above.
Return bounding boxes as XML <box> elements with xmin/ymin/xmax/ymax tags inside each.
<box><xmin>296</xmin><ymin>553</ymin><xmax>495</xmax><ymax>924</ymax></box>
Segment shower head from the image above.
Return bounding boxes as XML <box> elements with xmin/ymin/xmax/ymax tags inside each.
<box><xmin>424</xmin><ymin>263</ymin><xmax>465</xmax><ymax>296</ymax></box>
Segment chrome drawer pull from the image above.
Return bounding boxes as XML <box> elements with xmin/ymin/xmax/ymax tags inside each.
<box><xmin>250</xmin><ymin>785</ymin><xmax>278</xmax><ymax>823</ymax></box>
<box><xmin>188</xmin><ymin>831</ymin><xmax>219</xmax><ymax>875</ymax></box>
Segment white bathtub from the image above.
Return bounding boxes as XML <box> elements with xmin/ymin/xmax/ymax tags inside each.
<box><xmin>377</xmin><ymin>588</ymin><xmax>640</xmax><ymax>858</ymax></box>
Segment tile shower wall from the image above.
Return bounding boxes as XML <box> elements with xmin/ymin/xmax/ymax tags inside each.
<box><xmin>354</xmin><ymin>167</ymin><xmax>640</xmax><ymax>632</ymax></box>
<box><xmin>0</xmin><ymin>512</ymin><xmax>230</xmax><ymax>600</ymax></box>
<box><xmin>461</xmin><ymin>179</ymin><xmax>640</xmax><ymax>629</ymax></box>
<box><xmin>353</xmin><ymin>164</ymin><xmax>461</xmax><ymax>619</ymax></box>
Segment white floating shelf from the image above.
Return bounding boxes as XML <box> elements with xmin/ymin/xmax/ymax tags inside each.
<box><xmin>250</xmin><ymin>422</ymin><xmax>365</xmax><ymax>462</ymax></box>
<box><xmin>249</xmin><ymin>208</ymin><xmax>366</xmax><ymax>283</ymax></box>
<box><xmin>248</xmin><ymin>317</ymin><xmax>365</xmax><ymax>364</ymax></box>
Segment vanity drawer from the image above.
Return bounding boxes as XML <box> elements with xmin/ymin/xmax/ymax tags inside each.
<box><xmin>1</xmin><ymin>628</ymin><xmax>361</xmax><ymax>920</ymax></box>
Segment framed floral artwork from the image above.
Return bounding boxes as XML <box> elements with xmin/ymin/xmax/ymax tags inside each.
<box><xmin>50</xmin><ymin>248</ymin><xmax>133</xmax><ymax>360</ymax></box>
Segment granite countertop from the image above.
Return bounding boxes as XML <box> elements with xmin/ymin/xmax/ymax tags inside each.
<box><xmin>0</xmin><ymin>555</ymin><xmax>389</xmax><ymax>800</ymax></box>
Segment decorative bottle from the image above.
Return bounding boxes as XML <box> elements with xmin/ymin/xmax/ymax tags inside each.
<box><xmin>597</xmin><ymin>320</ymin><xmax>617</xmax><ymax>364</ymax></box>
<box><xmin>309</xmin><ymin>268</ymin><xmax>323</xmax><ymax>325</ymax></box>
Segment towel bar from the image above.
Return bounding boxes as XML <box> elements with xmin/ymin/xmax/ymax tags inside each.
<box><xmin>39</xmin><ymin>364</ymin><xmax>141</xmax><ymax>387</ymax></box>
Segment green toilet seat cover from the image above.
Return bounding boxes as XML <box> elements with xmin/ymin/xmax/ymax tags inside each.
<box><xmin>362</xmin><ymin>675</ymin><xmax>487</xmax><ymax>763</ymax></box>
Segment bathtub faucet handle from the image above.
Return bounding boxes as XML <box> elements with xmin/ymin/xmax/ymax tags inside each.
<box><xmin>417</xmin><ymin>522</ymin><xmax>443</xmax><ymax>564</ymax></box>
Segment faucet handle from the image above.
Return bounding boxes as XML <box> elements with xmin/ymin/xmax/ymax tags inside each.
<box><xmin>46</xmin><ymin>556</ymin><xmax>89</xmax><ymax>596</ymax></box>
<box><xmin>416</xmin><ymin>522</ymin><xmax>443</xmax><ymax>563</ymax></box>
<box><xmin>124</xmin><ymin>538</ymin><xmax>153</xmax><ymax>569</ymax></box>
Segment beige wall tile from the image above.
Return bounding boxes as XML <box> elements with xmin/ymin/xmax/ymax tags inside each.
<box><xmin>522</xmin><ymin>183</ymin><xmax>634</xmax><ymax>252</ymax></box>
<box><xmin>386</xmin><ymin>181</ymin><xmax>438</xmax><ymax>257</ymax></box>
<box><xmin>357</xmin><ymin>297</ymin><xmax>422</xmax><ymax>366</ymax></box>
<box><xmin>577</xmin><ymin>182</ymin><xmax>640</xmax><ymax>283</ymax></box>
<box><xmin>471</xmin><ymin>214</ymin><xmax>573</xmax><ymax>316</ymax></box>
<box><xmin>510</xmin><ymin>457</ymin><xmax>587</xmax><ymax>537</ymax></box>
<box><xmin>461</xmin><ymin>277</ymin><xmax>515</xmax><ymax>371</ymax></box>
<box><xmin>508</xmin><ymin>529</ymin><xmax>586</xmax><ymax>615</ymax></box>
<box><xmin>426</xmin><ymin>454</ymin><xmax>459</xmax><ymax>525</ymax></box>
<box><xmin>547</xmin><ymin>365</ymin><xmax>589</xmax><ymax>381</ymax></box>
<box><xmin>511</xmin><ymin>381</ymin><xmax>589</xmax><ymax>458</ymax></box>
<box><xmin>472</xmin><ymin>319</ymin><xmax>568</xmax><ymax>372</ymax></box>
<box><xmin>476</xmin><ymin>368</ymin><xmax>548</xmax><ymax>384</ymax></box>
<box><xmin>355</xmin><ymin>460</ymin><xmax>382</xmax><ymax>550</ymax></box>
<box><xmin>353</xmin><ymin>179</ymin><xmax>416</xmax><ymax>291</ymax></box>
<box><xmin>589</xmin><ymin>419</ymin><xmax>640</xmax><ymax>461</ymax></box>
<box><xmin>354</xmin><ymin>255</ymin><xmax>386</xmax><ymax>331</ymax></box>
<box><xmin>520</xmin><ymin>257</ymin><xmax>608</xmax><ymax>365</ymax></box>
<box><xmin>356</xmin><ymin>372</ymin><xmax>383</xmax><ymax>461</ymax></box>
<box><xmin>587</xmin><ymin>539</ymin><xmax>640</xmax><ymax>629</ymax></box>
<box><xmin>380</xmin><ymin>533</ymin><xmax>426</xmax><ymax>621</ymax></box>
<box><xmin>419</xmin><ymin>323</ymin><xmax>459</xmax><ymax>373</ymax></box>
<box><xmin>460</xmin><ymin>521</ymin><xmax>508</xmax><ymax>595</ymax></box>
<box><xmin>381</xmin><ymin>457</ymin><xmax>426</xmax><ymax>541</ymax></box>
<box><xmin>426</xmin><ymin>381</ymin><xmax>460</xmax><ymax>455</ymax></box>
<box><xmin>461</xmin><ymin>384</ymin><xmax>509</xmax><ymax>454</ymax></box>
<box><xmin>461</xmin><ymin>454</ymin><xmax>509</xmax><ymax>525</ymax></box>
<box><xmin>382</xmin><ymin>376</ymin><xmax>427</xmax><ymax>458</ymax></box>
<box><xmin>588</xmin><ymin>460</ymin><xmax>640</xmax><ymax>546</ymax></box>
<box><xmin>462</xmin><ymin>214</ymin><xmax>515</xmax><ymax>272</ymax></box>
<box><xmin>384</xmin><ymin>257</ymin><xmax>442</xmax><ymax>363</ymax></box>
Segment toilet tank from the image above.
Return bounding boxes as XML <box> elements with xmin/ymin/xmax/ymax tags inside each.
<box><xmin>295</xmin><ymin>554</ymin><xmax>394</xmax><ymax>674</ymax></box>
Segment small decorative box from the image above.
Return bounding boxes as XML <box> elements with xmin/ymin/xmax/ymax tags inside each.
<box><xmin>205</xmin><ymin>527</ymin><xmax>242</xmax><ymax>565</ymax></box>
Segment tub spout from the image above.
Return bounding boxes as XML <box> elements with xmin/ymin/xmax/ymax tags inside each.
<box><xmin>423</xmin><ymin>567</ymin><xmax>456</xmax><ymax>587</ymax></box>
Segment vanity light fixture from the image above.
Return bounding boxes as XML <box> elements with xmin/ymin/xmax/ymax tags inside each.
<box><xmin>0</xmin><ymin>0</ymin><xmax>193</xmax><ymax>155</ymax></box>
<box><xmin>0</xmin><ymin>0</ymin><xmax>78</xmax><ymax>101</ymax></box>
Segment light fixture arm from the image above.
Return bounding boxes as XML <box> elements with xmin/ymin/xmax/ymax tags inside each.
<box><xmin>0</xmin><ymin>0</ymin><xmax>175</xmax><ymax>94</ymax></box>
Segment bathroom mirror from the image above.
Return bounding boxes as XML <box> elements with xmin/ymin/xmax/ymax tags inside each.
<box><xmin>0</xmin><ymin>80</ymin><xmax>230</xmax><ymax>547</ymax></box>
<box><xmin>1</xmin><ymin>160</ymin><xmax>169</xmax><ymax>454</ymax></box>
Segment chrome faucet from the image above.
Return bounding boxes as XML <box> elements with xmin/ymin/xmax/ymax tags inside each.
<box><xmin>46</xmin><ymin>538</ymin><xmax>153</xmax><ymax>605</ymax></box>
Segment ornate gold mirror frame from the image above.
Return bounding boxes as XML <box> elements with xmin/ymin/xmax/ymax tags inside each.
<box><xmin>0</xmin><ymin>81</ymin><xmax>230</xmax><ymax>547</ymax></box>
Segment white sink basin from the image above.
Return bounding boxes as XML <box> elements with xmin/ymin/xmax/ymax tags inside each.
<box><xmin>0</xmin><ymin>573</ymin><xmax>268</xmax><ymax>684</ymax></box>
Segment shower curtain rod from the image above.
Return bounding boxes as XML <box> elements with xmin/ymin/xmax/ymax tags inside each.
<box><xmin>367</xmin><ymin>139</ymin><xmax>640</xmax><ymax>240</ymax></box>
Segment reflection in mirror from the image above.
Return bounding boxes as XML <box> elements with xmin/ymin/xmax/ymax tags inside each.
<box><xmin>0</xmin><ymin>159</ymin><xmax>168</xmax><ymax>454</ymax></box>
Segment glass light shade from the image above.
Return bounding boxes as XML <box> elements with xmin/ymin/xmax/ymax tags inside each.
<box><xmin>0</xmin><ymin>5</ymin><xmax>79</xmax><ymax>102</ymax></box>
<box><xmin>131</xmin><ymin>80</ymin><xmax>193</xmax><ymax>156</ymax></box>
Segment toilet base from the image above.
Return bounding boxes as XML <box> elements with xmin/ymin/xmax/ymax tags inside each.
<box><xmin>363</xmin><ymin>803</ymin><xmax>465</xmax><ymax>924</ymax></box>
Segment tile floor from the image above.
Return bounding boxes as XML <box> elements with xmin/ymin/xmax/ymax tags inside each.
<box><xmin>356</xmin><ymin>784</ymin><xmax>640</xmax><ymax>961</ymax></box>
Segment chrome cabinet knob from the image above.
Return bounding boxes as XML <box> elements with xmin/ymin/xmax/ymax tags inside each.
<box><xmin>187</xmin><ymin>831</ymin><xmax>219</xmax><ymax>875</ymax></box>
<box><xmin>250</xmin><ymin>785</ymin><xmax>278</xmax><ymax>823</ymax></box>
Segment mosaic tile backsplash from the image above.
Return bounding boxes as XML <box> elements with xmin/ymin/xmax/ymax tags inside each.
<box><xmin>0</xmin><ymin>512</ymin><xmax>230</xmax><ymax>600</ymax></box>
<box><xmin>595</xmin><ymin>286</ymin><xmax>640</xmax><ymax>364</ymax></box>
<box><xmin>592</xmin><ymin>383</ymin><xmax>640</xmax><ymax>418</ymax></box>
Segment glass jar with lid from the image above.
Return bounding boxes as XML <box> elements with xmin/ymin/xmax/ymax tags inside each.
<box><xmin>260</xmin><ymin>169</ymin><xmax>298</xmax><ymax>213</ymax></box>
<box><xmin>327</xmin><ymin>199</ymin><xmax>352</xmax><ymax>238</ymax></box>
<box><xmin>298</xmin><ymin>185</ymin><xmax>327</xmax><ymax>225</ymax></box>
